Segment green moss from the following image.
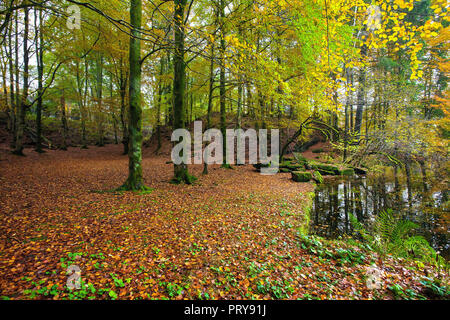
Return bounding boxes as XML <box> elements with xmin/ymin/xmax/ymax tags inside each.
<box><xmin>171</xmin><ymin>164</ymin><xmax>197</xmax><ymax>184</ymax></box>
<box><xmin>280</xmin><ymin>168</ymin><xmax>291</xmax><ymax>173</ymax></box>
<box><xmin>279</xmin><ymin>161</ymin><xmax>292</xmax><ymax>168</ymax></box>
<box><xmin>341</xmin><ymin>168</ymin><xmax>355</xmax><ymax>176</ymax></box>
<box><xmin>286</xmin><ymin>164</ymin><xmax>304</xmax><ymax>171</ymax></box>
<box><xmin>309</xmin><ymin>163</ymin><xmax>340</xmax><ymax>175</ymax></box>
<box><xmin>318</xmin><ymin>169</ymin><xmax>335</xmax><ymax>176</ymax></box>
<box><xmin>291</xmin><ymin>171</ymin><xmax>312</xmax><ymax>182</ymax></box>
<box><xmin>313</xmin><ymin>171</ymin><xmax>324</xmax><ymax>184</ymax></box>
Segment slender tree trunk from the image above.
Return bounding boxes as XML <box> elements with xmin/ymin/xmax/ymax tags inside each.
<box><xmin>12</xmin><ymin>10</ymin><xmax>19</xmax><ymax>149</ymax></box>
<box><xmin>343</xmin><ymin>69</ymin><xmax>350</xmax><ymax>161</ymax></box>
<box><xmin>120</xmin><ymin>0</ymin><xmax>147</xmax><ymax>190</ymax></box>
<box><xmin>76</xmin><ymin>59</ymin><xmax>88</xmax><ymax>149</ymax></box>
<box><xmin>155</xmin><ymin>56</ymin><xmax>164</xmax><ymax>154</ymax></box>
<box><xmin>203</xmin><ymin>42</ymin><xmax>215</xmax><ymax>175</ymax></box>
<box><xmin>35</xmin><ymin>7</ymin><xmax>44</xmax><ymax>153</ymax></box>
<box><xmin>110</xmin><ymin>73</ymin><xmax>118</xmax><ymax>144</ymax></box>
<box><xmin>349</xmin><ymin>72</ymin><xmax>354</xmax><ymax>133</ymax></box>
<box><xmin>219</xmin><ymin>0</ymin><xmax>230</xmax><ymax>168</ymax></box>
<box><xmin>119</xmin><ymin>65</ymin><xmax>129</xmax><ymax>155</ymax></box>
<box><xmin>13</xmin><ymin>8</ymin><xmax>29</xmax><ymax>156</ymax></box>
<box><xmin>8</xmin><ymin>19</ymin><xmax>15</xmax><ymax>141</ymax></box>
<box><xmin>96</xmin><ymin>53</ymin><xmax>104</xmax><ymax>146</ymax></box>
<box><xmin>236</xmin><ymin>75</ymin><xmax>242</xmax><ymax>130</ymax></box>
<box><xmin>60</xmin><ymin>89</ymin><xmax>68</xmax><ymax>150</ymax></box>
<box><xmin>354</xmin><ymin>43</ymin><xmax>366</xmax><ymax>137</ymax></box>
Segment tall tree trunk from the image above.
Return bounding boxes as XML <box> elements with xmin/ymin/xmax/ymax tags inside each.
<box><xmin>343</xmin><ymin>69</ymin><xmax>350</xmax><ymax>161</ymax></box>
<box><xmin>119</xmin><ymin>63</ymin><xmax>128</xmax><ymax>155</ymax></box>
<box><xmin>155</xmin><ymin>56</ymin><xmax>164</xmax><ymax>154</ymax></box>
<box><xmin>76</xmin><ymin>59</ymin><xmax>88</xmax><ymax>149</ymax></box>
<box><xmin>35</xmin><ymin>7</ymin><xmax>44</xmax><ymax>153</ymax></box>
<box><xmin>7</xmin><ymin>18</ymin><xmax>15</xmax><ymax>139</ymax></box>
<box><xmin>203</xmin><ymin>42</ymin><xmax>215</xmax><ymax>175</ymax></box>
<box><xmin>237</xmin><ymin>76</ymin><xmax>242</xmax><ymax>130</ymax></box>
<box><xmin>110</xmin><ymin>73</ymin><xmax>118</xmax><ymax>144</ymax></box>
<box><xmin>13</xmin><ymin>8</ymin><xmax>29</xmax><ymax>156</ymax></box>
<box><xmin>12</xmin><ymin>10</ymin><xmax>19</xmax><ymax>149</ymax></box>
<box><xmin>219</xmin><ymin>0</ymin><xmax>229</xmax><ymax>168</ymax></box>
<box><xmin>354</xmin><ymin>42</ymin><xmax>366</xmax><ymax>137</ymax></box>
<box><xmin>120</xmin><ymin>0</ymin><xmax>147</xmax><ymax>190</ymax></box>
<box><xmin>172</xmin><ymin>0</ymin><xmax>194</xmax><ymax>183</ymax></box>
<box><xmin>96</xmin><ymin>53</ymin><xmax>104</xmax><ymax>146</ymax></box>
<box><xmin>354</xmin><ymin>67</ymin><xmax>365</xmax><ymax>137</ymax></box>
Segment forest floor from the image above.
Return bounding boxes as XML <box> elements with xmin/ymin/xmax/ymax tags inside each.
<box><xmin>0</xmin><ymin>145</ymin><xmax>446</xmax><ymax>300</ymax></box>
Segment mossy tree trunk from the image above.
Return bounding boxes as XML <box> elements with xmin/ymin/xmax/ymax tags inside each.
<box><xmin>120</xmin><ymin>0</ymin><xmax>147</xmax><ymax>191</ymax></box>
<box><xmin>172</xmin><ymin>0</ymin><xmax>195</xmax><ymax>184</ymax></box>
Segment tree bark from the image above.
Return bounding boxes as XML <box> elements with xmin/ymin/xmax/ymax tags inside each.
<box><xmin>60</xmin><ymin>89</ymin><xmax>68</xmax><ymax>150</ymax></box>
<box><xmin>119</xmin><ymin>57</ymin><xmax>128</xmax><ymax>155</ymax></box>
<box><xmin>120</xmin><ymin>0</ymin><xmax>147</xmax><ymax>190</ymax></box>
<box><xmin>95</xmin><ymin>52</ymin><xmax>104</xmax><ymax>146</ymax></box>
<box><xmin>13</xmin><ymin>8</ymin><xmax>29</xmax><ymax>156</ymax></box>
<box><xmin>35</xmin><ymin>7</ymin><xmax>44</xmax><ymax>153</ymax></box>
<box><xmin>219</xmin><ymin>0</ymin><xmax>229</xmax><ymax>168</ymax></box>
<box><xmin>155</xmin><ymin>56</ymin><xmax>164</xmax><ymax>154</ymax></box>
<box><xmin>172</xmin><ymin>0</ymin><xmax>195</xmax><ymax>184</ymax></box>
<box><xmin>203</xmin><ymin>42</ymin><xmax>215</xmax><ymax>175</ymax></box>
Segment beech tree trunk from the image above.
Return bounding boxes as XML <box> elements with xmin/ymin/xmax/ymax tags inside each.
<box><xmin>35</xmin><ymin>7</ymin><xmax>44</xmax><ymax>153</ymax></box>
<box><xmin>120</xmin><ymin>0</ymin><xmax>147</xmax><ymax>190</ymax></box>
<box><xmin>203</xmin><ymin>42</ymin><xmax>215</xmax><ymax>175</ymax></box>
<box><xmin>13</xmin><ymin>8</ymin><xmax>29</xmax><ymax>156</ymax></box>
<box><xmin>172</xmin><ymin>0</ymin><xmax>195</xmax><ymax>184</ymax></box>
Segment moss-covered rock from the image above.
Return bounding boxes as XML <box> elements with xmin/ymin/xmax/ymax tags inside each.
<box><xmin>317</xmin><ymin>169</ymin><xmax>334</xmax><ymax>176</ymax></box>
<box><xmin>309</xmin><ymin>163</ymin><xmax>340</xmax><ymax>175</ymax></box>
<box><xmin>341</xmin><ymin>168</ymin><xmax>355</xmax><ymax>176</ymax></box>
<box><xmin>313</xmin><ymin>171</ymin><xmax>324</xmax><ymax>184</ymax></box>
<box><xmin>280</xmin><ymin>160</ymin><xmax>304</xmax><ymax>170</ymax></box>
<box><xmin>291</xmin><ymin>171</ymin><xmax>312</xmax><ymax>182</ymax></box>
<box><xmin>287</xmin><ymin>164</ymin><xmax>304</xmax><ymax>171</ymax></box>
<box><xmin>280</xmin><ymin>168</ymin><xmax>291</xmax><ymax>173</ymax></box>
<box><xmin>279</xmin><ymin>161</ymin><xmax>292</xmax><ymax>168</ymax></box>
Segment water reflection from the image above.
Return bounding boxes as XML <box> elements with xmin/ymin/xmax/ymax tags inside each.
<box><xmin>311</xmin><ymin>175</ymin><xmax>449</xmax><ymax>259</ymax></box>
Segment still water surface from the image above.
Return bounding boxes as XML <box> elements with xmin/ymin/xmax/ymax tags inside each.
<box><xmin>311</xmin><ymin>175</ymin><xmax>449</xmax><ymax>259</ymax></box>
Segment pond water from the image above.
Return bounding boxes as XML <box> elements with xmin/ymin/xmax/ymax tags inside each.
<box><xmin>311</xmin><ymin>174</ymin><xmax>449</xmax><ymax>259</ymax></box>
